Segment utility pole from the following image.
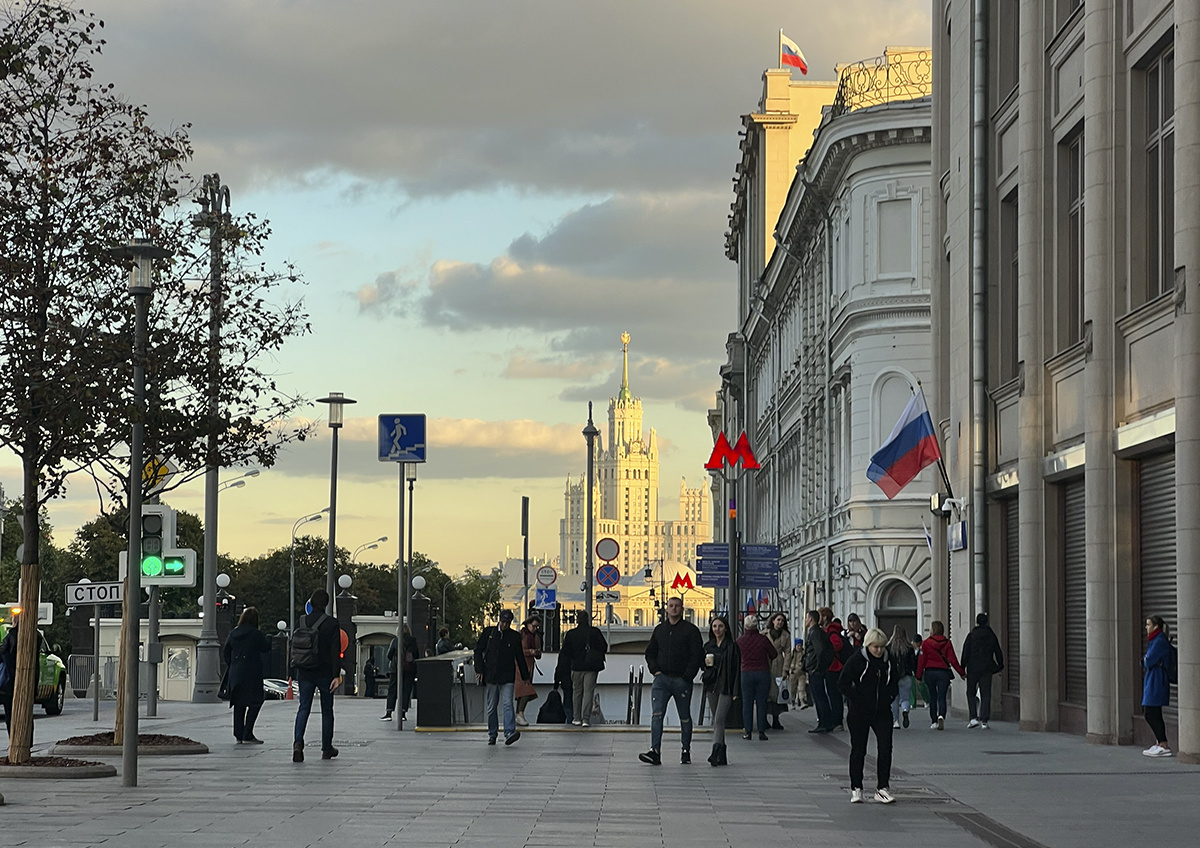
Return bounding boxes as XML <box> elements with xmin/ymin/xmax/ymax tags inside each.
<box><xmin>191</xmin><ymin>174</ymin><xmax>231</xmax><ymax>703</ymax></box>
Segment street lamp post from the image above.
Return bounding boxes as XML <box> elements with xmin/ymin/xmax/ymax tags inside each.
<box><xmin>405</xmin><ymin>466</ymin><xmax>417</xmax><ymax>627</ymax></box>
<box><xmin>218</xmin><ymin>468</ymin><xmax>260</xmax><ymax>493</ymax></box>
<box><xmin>290</xmin><ymin>510</ymin><xmax>327</xmax><ymax>647</ymax></box>
<box><xmin>352</xmin><ymin>536</ymin><xmax>388</xmax><ymax>563</ymax></box>
<box><xmin>582</xmin><ymin>402</ymin><xmax>600</xmax><ymax>621</ymax></box>
<box><xmin>318</xmin><ymin>392</ymin><xmax>357</xmax><ymax>615</ymax></box>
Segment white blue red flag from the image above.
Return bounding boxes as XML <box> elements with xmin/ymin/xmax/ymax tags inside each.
<box><xmin>780</xmin><ymin>32</ymin><xmax>808</xmax><ymax>75</ymax></box>
<box><xmin>867</xmin><ymin>387</ymin><xmax>942</xmax><ymax>498</ymax></box>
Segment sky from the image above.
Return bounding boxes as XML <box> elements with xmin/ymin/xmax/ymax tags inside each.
<box><xmin>2</xmin><ymin>0</ymin><xmax>931</xmax><ymax>578</ymax></box>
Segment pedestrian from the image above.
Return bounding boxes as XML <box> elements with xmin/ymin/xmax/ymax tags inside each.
<box><xmin>838</xmin><ymin>628</ymin><xmax>899</xmax><ymax>804</ymax></box>
<box><xmin>514</xmin><ymin>616</ymin><xmax>542</xmax><ymax>726</ymax></box>
<box><xmin>735</xmin><ymin>614</ymin><xmax>778</xmax><ymax>741</ymax></box>
<box><xmin>701</xmin><ymin>614</ymin><xmax>740</xmax><ymax>766</ymax></box>
<box><xmin>765</xmin><ymin>612</ymin><xmax>791</xmax><ymax>730</ymax></box>
<box><xmin>291</xmin><ymin>589</ymin><xmax>343</xmax><ymax>762</ymax></box>
<box><xmin>961</xmin><ymin>612</ymin><xmax>1004</xmax><ymax>729</ymax></box>
<box><xmin>380</xmin><ymin>624</ymin><xmax>419</xmax><ymax>721</ymax></box>
<box><xmin>821</xmin><ymin>608</ymin><xmax>847</xmax><ymax>731</ymax></box>
<box><xmin>786</xmin><ymin>637</ymin><xmax>809</xmax><ymax>710</ymax></box>
<box><xmin>639</xmin><ymin>597</ymin><xmax>705</xmax><ymax>765</ymax></box>
<box><xmin>916</xmin><ymin>620</ymin><xmax>964</xmax><ymax>730</ymax></box>
<box><xmin>911</xmin><ymin>634</ymin><xmax>928</xmax><ymax>708</ymax></box>
<box><xmin>222</xmin><ymin>606</ymin><xmax>271</xmax><ymax>744</ymax></box>
<box><xmin>803</xmin><ymin>609</ymin><xmax>835</xmax><ymax>733</ymax></box>
<box><xmin>435</xmin><ymin>627</ymin><xmax>455</xmax><ymax>655</ymax></box>
<box><xmin>473</xmin><ymin>609</ymin><xmax>529</xmax><ymax>745</ymax></box>
<box><xmin>0</xmin><ymin>614</ymin><xmax>18</xmax><ymax>735</ymax></box>
<box><xmin>845</xmin><ymin>612</ymin><xmax>866</xmax><ymax>648</ymax></box>
<box><xmin>888</xmin><ymin>625</ymin><xmax>916</xmax><ymax>729</ymax></box>
<box><xmin>561</xmin><ymin>610</ymin><xmax>607</xmax><ymax>727</ymax></box>
<box><xmin>553</xmin><ymin>647</ymin><xmax>574</xmax><ymax>724</ymax></box>
<box><xmin>363</xmin><ymin>658</ymin><xmax>378</xmax><ymax>699</ymax></box>
<box><xmin>1141</xmin><ymin>615</ymin><xmax>1174</xmax><ymax>757</ymax></box>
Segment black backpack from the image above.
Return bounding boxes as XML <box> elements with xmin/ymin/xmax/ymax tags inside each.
<box><xmin>291</xmin><ymin>613</ymin><xmax>328</xmax><ymax>670</ymax></box>
<box><xmin>835</xmin><ymin>632</ymin><xmax>856</xmax><ymax>666</ymax></box>
<box><xmin>537</xmin><ymin>688</ymin><xmax>566</xmax><ymax>723</ymax></box>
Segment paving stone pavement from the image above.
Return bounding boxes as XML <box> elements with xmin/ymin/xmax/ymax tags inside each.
<box><xmin>2</xmin><ymin>695</ymin><xmax>1198</xmax><ymax>847</ymax></box>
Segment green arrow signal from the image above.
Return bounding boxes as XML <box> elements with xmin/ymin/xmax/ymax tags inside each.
<box><xmin>163</xmin><ymin>557</ymin><xmax>186</xmax><ymax>576</ymax></box>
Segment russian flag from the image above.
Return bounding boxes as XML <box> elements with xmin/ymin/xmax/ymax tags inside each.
<box><xmin>867</xmin><ymin>388</ymin><xmax>942</xmax><ymax>499</ymax></box>
<box><xmin>781</xmin><ymin>33</ymin><xmax>808</xmax><ymax>75</ymax></box>
<box><xmin>758</xmin><ymin>589</ymin><xmax>771</xmax><ymax>609</ymax></box>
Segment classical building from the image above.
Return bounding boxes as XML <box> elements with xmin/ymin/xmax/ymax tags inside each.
<box><xmin>560</xmin><ymin>334</ymin><xmax>713</xmax><ymax>626</ymax></box>
<box><xmin>932</xmin><ymin>0</ymin><xmax>1200</xmax><ymax>757</ymax></box>
<box><xmin>714</xmin><ymin>48</ymin><xmax>934</xmax><ymax>636</ymax></box>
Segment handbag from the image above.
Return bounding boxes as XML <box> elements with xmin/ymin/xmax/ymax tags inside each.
<box><xmin>218</xmin><ymin>668</ymin><xmax>231</xmax><ymax>701</ymax></box>
<box><xmin>776</xmin><ymin>676</ymin><xmax>791</xmax><ymax>704</ymax></box>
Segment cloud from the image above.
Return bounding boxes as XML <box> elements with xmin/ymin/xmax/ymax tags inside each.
<box><xmin>501</xmin><ymin>351</ymin><xmax>611</xmax><ymax>381</ymax></box>
<box><xmin>558</xmin><ymin>356</ymin><xmax>720</xmax><ymax>413</ymax></box>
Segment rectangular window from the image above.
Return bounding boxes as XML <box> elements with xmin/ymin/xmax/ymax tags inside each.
<box><xmin>997</xmin><ymin>191</ymin><xmax>1020</xmax><ymax>382</ymax></box>
<box><xmin>877</xmin><ymin>199</ymin><xmax>913</xmax><ymax>276</ymax></box>
<box><xmin>1058</xmin><ymin>132</ymin><xmax>1084</xmax><ymax>349</ymax></box>
<box><xmin>1144</xmin><ymin>49</ymin><xmax>1175</xmax><ymax>302</ymax></box>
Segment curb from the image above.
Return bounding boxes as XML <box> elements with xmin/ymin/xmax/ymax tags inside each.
<box><xmin>0</xmin><ymin>763</ymin><xmax>117</xmax><ymax>779</ymax></box>
<box><xmin>50</xmin><ymin>743</ymin><xmax>210</xmax><ymax>757</ymax></box>
<box><xmin>414</xmin><ymin>724</ymin><xmax>707</xmax><ymax>734</ymax></box>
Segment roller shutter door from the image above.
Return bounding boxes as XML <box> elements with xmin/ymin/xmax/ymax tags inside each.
<box><xmin>1003</xmin><ymin>498</ymin><xmax>1020</xmax><ymax>694</ymax></box>
<box><xmin>1062</xmin><ymin>479</ymin><xmax>1087</xmax><ymax>706</ymax></box>
<box><xmin>1139</xmin><ymin>452</ymin><xmax>1176</xmax><ymax>633</ymax></box>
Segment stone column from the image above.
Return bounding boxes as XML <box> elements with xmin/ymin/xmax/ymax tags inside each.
<box><xmin>1175</xmin><ymin>2</ymin><xmax>1200</xmax><ymax>764</ymax></box>
<box><xmin>1017</xmin><ymin>0</ymin><xmax>1053</xmax><ymax>731</ymax></box>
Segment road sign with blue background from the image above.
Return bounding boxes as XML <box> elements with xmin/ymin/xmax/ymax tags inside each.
<box><xmin>697</xmin><ymin>542</ymin><xmax>730</xmax><ymax>588</ymax></box>
<box><xmin>535</xmin><ymin>587</ymin><xmax>557</xmax><ymax>610</ymax></box>
<box><xmin>378</xmin><ymin>414</ymin><xmax>427</xmax><ymax>463</ymax></box>
<box><xmin>596</xmin><ymin>564</ymin><xmax>621</xmax><ymax>588</ymax></box>
<box><xmin>697</xmin><ymin>542</ymin><xmax>779</xmax><ymax>588</ymax></box>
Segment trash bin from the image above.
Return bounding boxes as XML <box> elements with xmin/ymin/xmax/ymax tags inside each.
<box><xmin>415</xmin><ymin>657</ymin><xmax>454</xmax><ymax>727</ymax></box>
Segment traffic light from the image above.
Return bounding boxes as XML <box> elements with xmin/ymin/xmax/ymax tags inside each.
<box><xmin>140</xmin><ymin>508</ymin><xmax>165</xmax><ymax>577</ymax></box>
<box><xmin>119</xmin><ymin>504</ymin><xmax>197</xmax><ymax>587</ymax></box>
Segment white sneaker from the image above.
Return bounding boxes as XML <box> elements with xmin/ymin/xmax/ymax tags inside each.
<box><xmin>937</xmin><ymin>716</ymin><xmax>945</xmax><ymax>730</ymax></box>
<box><xmin>1143</xmin><ymin>745</ymin><xmax>1174</xmax><ymax>758</ymax></box>
<box><xmin>893</xmin><ymin>720</ymin><xmax>901</xmax><ymax>729</ymax></box>
<box><xmin>980</xmin><ymin>722</ymin><xmax>989</xmax><ymax>730</ymax></box>
<box><xmin>931</xmin><ymin>722</ymin><xmax>939</xmax><ymax>730</ymax></box>
<box><xmin>967</xmin><ymin>719</ymin><xmax>980</xmax><ymax>729</ymax></box>
<box><xmin>515</xmin><ymin>714</ymin><xmax>529</xmax><ymax>726</ymax></box>
<box><xmin>874</xmin><ymin>788</ymin><xmax>896</xmax><ymax>804</ymax></box>
<box><xmin>571</xmin><ymin>719</ymin><xmax>583</xmax><ymax>726</ymax></box>
<box><xmin>850</xmin><ymin>788</ymin><xmax>864</xmax><ymax>803</ymax></box>
<box><xmin>581</xmin><ymin>721</ymin><xmax>590</xmax><ymax>727</ymax></box>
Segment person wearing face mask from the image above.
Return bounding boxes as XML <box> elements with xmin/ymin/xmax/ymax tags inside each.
<box><xmin>838</xmin><ymin>628</ymin><xmax>900</xmax><ymax>804</ymax></box>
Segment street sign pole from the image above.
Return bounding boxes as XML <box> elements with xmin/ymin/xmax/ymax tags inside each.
<box><xmin>93</xmin><ymin>603</ymin><xmax>100</xmax><ymax>722</ymax></box>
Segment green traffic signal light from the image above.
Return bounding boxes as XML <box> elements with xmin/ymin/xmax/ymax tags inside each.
<box><xmin>141</xmin><ymin>555</ymin><xmax>165</xmax><ymax>577</ymax></box>
<box><xmin>163</xmin><ymin>557</ymin><xmax>185</xmax><ymax>576</ymax></box>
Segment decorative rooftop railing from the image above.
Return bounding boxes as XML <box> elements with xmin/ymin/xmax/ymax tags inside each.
<box><xmin>829</xmin><ymin>49</ymin><xmax>933</xmax><ymax>118</ymax></box>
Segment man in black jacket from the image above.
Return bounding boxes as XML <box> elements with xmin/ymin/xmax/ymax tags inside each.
<box><xmin>474</xmin><ymin>609</ymin><xmax>529</xmax><ymax>745</ymax></box>
<box><xmin>560</xmin><ymin>610</ymin><xmax>607</xmax><ymax>727</ymax></box>
<box><xmin>802</xmin><ymin>610</ymin><xmax>836</xmax><ymax>734</ymax></box>
<box><xmin>961</xmin><ymin>613</ymin><xmax>1004</xmax><ymax>729</ymax></box>
<box><xmin>292</xmin><ymin>589</ymin><xmax>343</xmax><ymax>762</ymax></box>
<box><xmin>639</xmin><ymin>597</ymin><xmax>704</xmax><ymax>765</ymax></box>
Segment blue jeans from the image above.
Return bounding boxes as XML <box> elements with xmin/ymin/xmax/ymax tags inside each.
<box><xmin>891</xmin><ymin>675</ymin><xmax>914</xmax><ymax>723</ymax></box>
<box><xmin>650</xmin><ymin>674</ymin><xmax>694</xmax><ymax>752</ymax></box>
<box><xmin>740</xmin><ymin>669</ymin><xmax>771</xmax><ymax>733</ymax></box>
<box><xmin>924</xmin><ymin>668</ymin><xmax>952</xmax><ymax>722</ymax></box>
<box><xmin>485</xmin><ymin>682</ymin><xmax>516</xmax><ymax>740</ymax></box>
<box><xmin>294</xmin><ymin>676</ymin><xmax>335</xmax><ymax>751</ymax></box>
<box><xmin>809</xmin><ymin>670</ymin><xmax>833</xmax><ymax>728</ymax></box>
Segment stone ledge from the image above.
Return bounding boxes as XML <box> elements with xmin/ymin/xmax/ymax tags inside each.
<box><xmin>0</xmin><ymin>762</ymin><xmax>116</xmax><ymax>779</ymax></box>
<box><xmin>50</xmin><ymin>743</ymin><xmax>209</xmax><ymax>757</ymax></box>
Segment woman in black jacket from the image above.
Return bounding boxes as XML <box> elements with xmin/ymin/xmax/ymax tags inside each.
<box><xmin>702</xmin><ymin>615</ymin><xmax>740</xmax><ymax>766</ymax></box>
<box><xmin>223</xmin><ymin>606</ymin><xmax>272</xmax><ymax>744</ymax></box>
<box><xmin>838</xmin><ymin>627</ymin><xmax>900</xmax><ymax>804</ymax></box>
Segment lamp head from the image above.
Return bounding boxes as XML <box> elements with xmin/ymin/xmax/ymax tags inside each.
<box><xmin>412</xmin><ymin>575</ymin><xmax>426</xmax><ymax>591</ymax></box>
<box><xmin>338</xmin><ymin>574</ymin><xmax>352</xmax><ymax>590</ymax></box>
<box><xmin>216</xmin><ymin>573</ymin><xmax>231</xmax><ymax>589</ymax></box>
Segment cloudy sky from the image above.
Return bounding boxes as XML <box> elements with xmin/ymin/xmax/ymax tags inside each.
<box><xmin>4</xmin><ymin>0</ymin><xmax>930</xmax><ymax>577</ymax></box>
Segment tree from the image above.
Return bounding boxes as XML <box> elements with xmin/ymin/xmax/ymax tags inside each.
<box><xmin>0</xmin><ymin>4</ymin><xmax>310</xmax><ymax>762</ymax></box>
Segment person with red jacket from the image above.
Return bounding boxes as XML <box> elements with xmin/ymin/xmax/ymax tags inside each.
<box><xmin>820</xmin><ymin>608</ymin><xmax>847</xmax><ymax>731</ymax></box>
<box><xmin>916</xmin><ymin>620</ymin><xmax>965</xmax><ymax>730</ymax></box>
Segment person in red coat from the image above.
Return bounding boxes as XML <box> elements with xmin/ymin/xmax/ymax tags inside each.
<box><xmin>916</xmin><ymin>620</ymin><xmax>965</xmax><ymax>730</ymax></box>
<box><xmin>820</xmin><ymin>608</ymin><xmax>847</xmax><ymax>730</ymax></box>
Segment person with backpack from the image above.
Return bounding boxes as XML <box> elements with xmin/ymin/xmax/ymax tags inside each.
<box><xmin>916</xmin><ymin>620</ymin><xmax>965</xmax><ymax>730</ymax></box>
<box><xmin>961</xmin><ymin>612</ymin><xmax>1004</xmax><ymax>729</ymax></box>
<box><xmin>291</xmin><ymin>588</ymin><xmax>343</xmax><ymax>762</ymax></box>
<box><xmin>1141</xmin><ymin>615</ymin><xmax>1175</xmax><ymax>757</ymax></box>
<box><xmin>561</xmin><ymin>610</ymin><xmax>607</xmax><ymax>727</ymax></box>
<box><xmin>381</xmin><ymin>624</ymin><xmax>419</xmax><ymax>722</ymax></box>
<box><xmin>838</xmin><ymin>628</ymin><xmax>900</xmax><ymax>804</ymax></box>
<box><xmin>223</xmin><ymin>606</ymin><xmax>271</xmax><ymax>744</ymax></box>
<box><xmin>803</xmin><ymin>610</ymin><xmax>835</xmax><ymax>733</ymax></box>
<box><xmin>888</xmin><ymin>625</ymin><xmax>917</xmax><ymax>729</ymax></box>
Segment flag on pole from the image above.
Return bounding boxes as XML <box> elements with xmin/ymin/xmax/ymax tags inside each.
<box><xmin>921</xmin><ymin>518</ymin><xmax>934</xmax><ymax>553</ymax></box>
<box><xmin>746</xmin><ymin>592</ymin><xmax>757</xmax><ymax>615</ymax></box>
<box><xmin>867</xmin><ymin>387</ymin><xmax>942</xmax><ymax>498</ymax></box>
<box><xmin>758</xmin><ymin>589</ymin><xmax>771</xmax><ymax>610</ymax></box>
<box><xmin>780</xmin><ymin>32</ymin><xmax>808</xmax><ymax>75</ymax></box>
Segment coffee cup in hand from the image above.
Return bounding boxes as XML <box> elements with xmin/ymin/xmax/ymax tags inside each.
<box><xmin>705</xmin><ymin>653</ymin><xmax>715</xmax><ymax>667</ymax></box>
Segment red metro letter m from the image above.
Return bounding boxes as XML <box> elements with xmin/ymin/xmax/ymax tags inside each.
<box><xmin>704</xmin><ymin>432</ymin><xmax>761</xmax><ymax>471</ymax></box>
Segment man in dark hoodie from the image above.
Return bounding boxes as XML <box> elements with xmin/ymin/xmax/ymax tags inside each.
<box><xmin>292</xmin><ymin>589</ymin><xmax>343</xmax><ymax>762</ymax></box>
<box><xmin>802</xmin><ymin>610</ymin><xmax>835</xmax><ymax>733</ymax></box>
<box><xmin>961</xmin><ymin>612</ymin><xmax>1004</xmax><ymax>729</ymax></box>
<box><xmin>639</xmin><ymin>597</ymin><xmax>705</xmax><ymax>765</ymax></box>
<box><xmin>474</xmin><ymin>609</ymin><xmax>530</xmax><ymax>746</ymax></box>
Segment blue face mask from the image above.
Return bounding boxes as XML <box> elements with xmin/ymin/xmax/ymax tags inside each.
<box><xmin>305</xmin><ymin>601</ymin><xmax>313</xmax><ymax>615</ymax></box>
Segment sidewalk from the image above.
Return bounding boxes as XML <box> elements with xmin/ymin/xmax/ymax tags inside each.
<box><xmin>1</xmin><ymin>695</ymin><xmax>1196</xmax><ymax>847</ymax></box>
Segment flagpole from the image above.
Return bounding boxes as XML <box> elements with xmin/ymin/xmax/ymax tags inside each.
<box><xmin>778</xmin><ymin>29</ymin><xmax>783</xmax><ymax>70</ymax></box>
<box><xmin>915</xmin><ymin>381</ymin><xmax>956</xmax><ymax>499</ymax></box>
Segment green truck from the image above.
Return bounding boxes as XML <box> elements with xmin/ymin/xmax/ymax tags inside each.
<box><xmin>0</xmin><ymin>619</ymin><xmax>68</xmax><ymax>715</ymax></box>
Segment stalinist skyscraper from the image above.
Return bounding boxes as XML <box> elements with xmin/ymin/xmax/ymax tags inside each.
<box><xmin>560</xmin><ymin>333</ymin><xmax>711</xmax><ymax>625</ymax></box>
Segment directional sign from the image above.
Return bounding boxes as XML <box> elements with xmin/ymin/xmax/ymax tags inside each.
<box><xmin>740</xmin><ymin>559</ymin><xmax>780</xmax><ymax>574</ymax></box>
<box><xmin>697</xmin><ymin>572</ymin><xmax>729</xmax><ymax>588</ymax></box>
<box><xmin>697</xmin><ymin>558</ymin><xmax>729</xmax><ymax>572</ymax></box>
<box><xmin>697</xmin><ymin>543</ymin><xmax>730</xmax><ymax>559</ymax></box>
<box><xmin>595</xmin><ymin>537</ymin><xmax>620</xmax><ymax>562</ymax></box>
<box><xmin>536</xmin><ymin>565</ymin><xmax>558</xmax><ymax>587</ymax></box>
<box><xmin>739</xmin><ymin>571</ymin><xmax>780</xmax><ymax>589</ymax></box>
<box><xmin>741</xmin><ymin>544</ymin><xmax>781</xmax><ymax>559</ymax></box>
<box><xmin>596</xmin><ymin>563</ymin><xmax>621</xmax><ymax>588</ymax></box>
<box><xmin>595</xmin><ymin>590</ymin><xmax>621</xmax><ymax>603</ymax></box>
<box><xmin>378</xmin><ymin>414</ymin><xmax>427</xmax><ymax>463</ymax></box>
<box><xmin>66</xmin><ymin>581</ymin><xmax>123</xmax><ymax>606</ymax></box>
<box><xmin>534</xmin><ymin>587</ymin><xmax>557</xmax><ymax>610</ymax></box>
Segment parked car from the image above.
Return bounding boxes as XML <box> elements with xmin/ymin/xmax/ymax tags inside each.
<box><xmin>262</xmin><ymin>678</ymin><xmax>297</xmax><ymax>700</ymax></box>
<box><xmin>0</xmin><ymin>622</ymin><xmax>68</xmax><ymax>715</ymax></box>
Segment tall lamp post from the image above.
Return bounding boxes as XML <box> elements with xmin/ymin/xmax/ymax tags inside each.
<box><xmin>219</xmin><ymin>468</ymin><xmax>260</xmax><ymax>492</ymax></box>
<box><xmin>353</xmin><ymin>536</ymin><xmax>388</xmax><ymax>563</ymax></box>
<box><xmin>318</xmin><ymin>392</ymin><xmax>357</xmax><ymax>614</ymax></box>
<box><xmin>582</xmin><ymin>402</ymin><xmax>600</xmax><ymax>621</ymax></box>
<box><xmin>290</xmin><ymin>509</ymin><xmax>328</xmax><ymax>644</ymax></box>
<box><xmin>405</xmin><ymin>466</ymin><xmax>417</xmax><ymax>626</ymax></box>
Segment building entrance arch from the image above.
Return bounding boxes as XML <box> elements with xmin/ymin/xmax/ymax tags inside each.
<box><xmin>873</xmin><ymin>578</ymin><xmax>919</xmax><ymax>641</ymax></box>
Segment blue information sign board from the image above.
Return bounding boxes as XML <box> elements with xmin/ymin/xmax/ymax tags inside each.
<box><xmin>378</xmin><ymin>414</ymin><xmax>427</xmax><ymax>463</ymax></box>
<box><xmin>697</xmin><ymin>543</ymin><xmax>730</xmax><ymax>559</ymax></box>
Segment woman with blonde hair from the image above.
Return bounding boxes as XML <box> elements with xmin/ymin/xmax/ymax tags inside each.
<box><xmin>838</xmin><ymin>627</ymin><xmax>899</xmax><ymax>804</ymax></box>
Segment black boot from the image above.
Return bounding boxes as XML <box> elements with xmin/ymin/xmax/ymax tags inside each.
<box><xmin>707</xmin><ymin>744</ymin><xmax>720</xmax><ymax>766</ymax></box>
<box><xmin>716</xmin><ymin>743</ymin><xmax>728</xmax><ymax>766</ymax></box>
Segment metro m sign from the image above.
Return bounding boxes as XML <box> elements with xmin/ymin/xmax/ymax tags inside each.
<box><xmin>705</xmin><ymin>432</ymin><xmax>760</xmax><ymax>471</ymax></box>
